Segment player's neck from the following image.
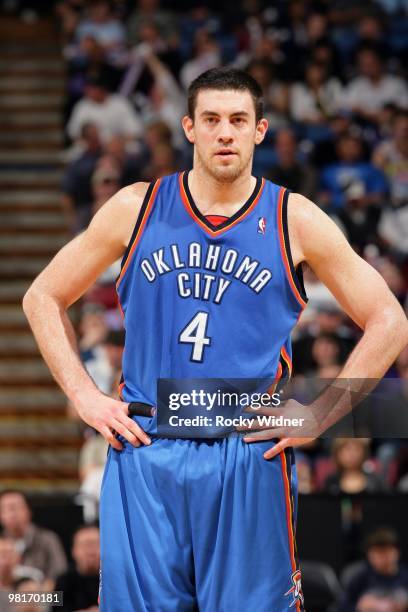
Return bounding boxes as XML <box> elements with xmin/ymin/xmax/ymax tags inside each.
<box><xmin>188</xmin><ymin>167</ymin><xmax>256</xmax><ymax>216</ymax></box>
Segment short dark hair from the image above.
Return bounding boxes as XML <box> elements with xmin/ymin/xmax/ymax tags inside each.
<box><xmin>365</xmin><ymin>527</ymin><xmax>399</xmax><ymax>552</ymax></box>
<box><xmin>71</xmin><ymin>523</ymin><xmax>99</xmax><ymax>543</ymax></box>
<box><xmin>0</xmin><ymin>489</ymin><xmax>30</xmax><ymax>509</ymax></box>
<box><xmin>187</xmin><ymin>68</ymin><xmax>264</xmax><ymax>123</ymax></box>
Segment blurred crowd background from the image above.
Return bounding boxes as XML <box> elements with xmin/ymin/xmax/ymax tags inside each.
<box><xmin>0</xmin><ymin>0</ymin><xmax>407</xmax><ymax>610</ymax></box>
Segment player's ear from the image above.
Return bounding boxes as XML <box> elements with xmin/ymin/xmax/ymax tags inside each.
<box><xmin>254</xmin><ymin>118</ymin><xmax>268</xmax><ymax>145</ymax></box>
<box><xmin>182</xmin><ymin>115</ymin><xmax>195</xmax><ymax>144</ymax></box>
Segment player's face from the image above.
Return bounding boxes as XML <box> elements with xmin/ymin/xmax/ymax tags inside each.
<box><xmin>182</xmin><ymin>89</ymin><xmax>268</xmax><ymax>182</ymax></box>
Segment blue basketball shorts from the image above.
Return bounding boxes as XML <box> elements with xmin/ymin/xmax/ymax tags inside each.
<box><xmin>99</xmin><ymin>435</ymin><xmax>304</xmax><ymax>611</ymax></box>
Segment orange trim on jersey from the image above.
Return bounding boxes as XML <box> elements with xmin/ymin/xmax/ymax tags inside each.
<box><xmin>265</xmin><ymin>360</ymin><xmax>283</xmax><ymax>396</ymax></box>
<box><xmin>118</xmin><ymin>380</ymin><xmax>125</xmax><ymax>400</ymax></box>
<box><xmin>277</xmin><ymin>187</ymin><xmax>307</xmax><ymax>310</ymax></box>
<box><xmin>117</xmin><ymin>295</ymin><xmax>125</xmax><ymax>320</ymax></box>
<box><xmin>280</xmin><ymin>450</ymin><xmax>301</xmax><ymax>612</ymax></box>
<box><xmin>280</xmin><ymin>345</ymin><xmax>293</xmax><ymax>379</ymax></box>
<box><xmin>179</xmin><ymin>172</ymin><xmax>265</xmax><ymax>237</ymax></box>
<box><xmin>116</xmin><ymin>179</ymin><xmax>161</xmax><ymax>290</ymax></box>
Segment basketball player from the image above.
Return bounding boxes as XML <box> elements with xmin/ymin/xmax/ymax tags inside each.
<box><xmin>23</xmin><ymin>69</ymin><xmax>408</xmax><ymax>611</ymax></box>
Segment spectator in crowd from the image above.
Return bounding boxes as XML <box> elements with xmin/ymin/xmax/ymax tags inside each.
<box><xmin>79</xmin><ymin>304</ymin><xmax>109</xmax><ymax>354</ymax></box>
<box><xmin>320</xmin><ymin>131</ymin><xmax>388</xmax><ymax>249</ymax></box>
<box><xmin>53</xmin><ymin>525</ymin><xmax>100</xmax><ymax>612</ymax></box>
<box><xmin>292</xmin><ymin>298</ymin><xmax>356</xmax><ymax>375</ymax></box>
<box><xmin>61</xmin><ymin>122</ymin><xmax>102</xmax><ymax>232</ymax></box>
<box><xmin>289</xmin><ymin>61</ymin><xmax>343</xmax><ymax>133</ymax></box>
<box><xmin>267</xmin><ymin>128</ymin><xmax>317</xmax><ymax>200</ymax></box>
<box><xmin>373</xmin><ymin>110</ymin><xmax>408</xmax><ymax>208</ymax></box>
<box><xmin>64</xmin><ymin>36</ymin><xmax>122</xmax><ymax>122</ymax></box>
<box><xmin>124</xmin><ymin>48</ymin><xmax>185</xmax><ymax>147</ymax></box>
<box><xmin>356</xmin><ymin>590</ymin><xmax>407</xmax><ymax>612</ymax></box>
<box><xmin>342</xmin><ymin>46</ymin><xmax>408</xmax><ymax>127</ymax></box>
<box><xmin>310</xmin><ymin>39</ymin><xmax>343</xmax><ymax>81</ymax></box>
<box><xmin>180</xmin><ymin>29</ymin><xmax>221</xmax><ymax>90</ymax></box>
<box><xmin>356</xmin><ymin>15</ymin><xmax>390</xmax><ymax>59</ymax></box>
<box><xmin>14</xmin><ymin>578</ymin><xmax>48</xmax><ymax>612</ymax></box>
<box><xmin>78</xmin><ymin>430</ymin><xmax>109</xmax><ymax>523</ymax></box>
<box><xmin>74</xmin><ymin>0</ymin><xmax>126</xmax><ymax>65</ymax></box>
<box><xmin>320</xmin><ymin>131</ymin><xmax>387</xmax><ymax>210</ymax></box>
<box><xmin>90</xmin><ymin>162</ymin><xmax>121</xmax><ymax>215</ymax></box>
<box><xmin>373</xmin><ymin>110</ymin><xmax>408</xmax><ymax>256</ymax></box>
<box><xmin>375</xmin><ymin>257</ymin><xmax>406</xmax><ymax>305</ymax></box>
<box><xmin>295</xmin><ymin>455</ymin><xmax>315</xmax><ymax>494</ymax></box>
<box><xmin>338</xmin><ymin>528</ymin><xmax>408</xmax><ymax>611</ymax></box>
<box><xmin>141</xmin><ymin>141</ymin><xmax>179</xmax><ymax>181</ymax></box>
<box><xmin>127</xmin><ymin>0</ymin><xmax>178</xmax><ymax>50</ymax></box>
<box><xmin>81</xmin><ymin>326</ymin><xmax>124</xmax><ymax>396</ymax></box>
<box><xmin>79</xmin><ymin>305</ymin><xmax>111</xmax><ymax>393</ymax></box>
<box><xmin>0</xmin><ymin>536</ymin><xmax>43</xmax><ymax>592</ymax></box>
<box><xmin>325</xmin><ymin>439</ymin><xmax>386</xmax><ymax>495</ymax></box>
<box><xmin>246</xmin><ymin>59</ymin><xmax>290</xmax><ymax>132</ymax></box>
<box><xmin>79</xmin><ymin>433</ymin><xmax>109</xmax><ymax>488</ymax></box>
<box><xmin>310</xmin><ymin>333</ymin><xmax>342</xmax><ymax>375</ymax></box>
<box><xmin>104</xmin><ymin>135</ymin><xmax>142</xmax><ymax>186</ymax></box>
<box><xmin>67</xmin><ymin>74</ymin><xmax>142</xmax><ymax>145</ymax></box>
<box><xmin>305</xmin><ymin>12</ymin><xmax>330</xmax><ymax>48</ymax></box>
<box><xmin>0</xmin><ymin>492</ymin><xmax>67</xmax><ymax>590</ymax></box>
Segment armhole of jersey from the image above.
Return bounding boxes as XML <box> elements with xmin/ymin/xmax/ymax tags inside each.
<box><xmin>116</xmin><ymin>179</ymin><xmax>160</xmax><ymax>289</ymax></box>
<box><xmin>278</xmin><ymin>187</ymin><xmax>308</xmax><ymax>309</ymax></box>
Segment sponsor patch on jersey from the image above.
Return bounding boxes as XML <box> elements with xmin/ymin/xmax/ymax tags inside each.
<box><xmin>258</xmin><ymin>216</ymin><xmax>267</xmax><ymax>235</ymax></box>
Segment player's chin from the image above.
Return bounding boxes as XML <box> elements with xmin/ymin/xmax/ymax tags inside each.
<box><xmin>211</xmin><ymin>159</ymin><xmax>241</xmax><ymax>180</ymax></box>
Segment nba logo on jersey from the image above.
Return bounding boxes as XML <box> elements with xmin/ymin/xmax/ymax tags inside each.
<box><xmin>258</xmin><ymin>216</ymin><xmax>267</xmax><ymax>235</ymax></box>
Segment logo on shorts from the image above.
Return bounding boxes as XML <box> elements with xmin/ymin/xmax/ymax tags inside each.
<box><xmin>98</xmin><ymin>565</ymin><xmax>102</xmax><ymax>605</ymax></box>
<box><xmin>257</xmin><ymin>216</ymin><xmax>267</xmax><ymax>235</ymax></box>
<box><xmin>285</xmin><ymin>569</ymin><xmax>304</xmax><ymax>608</ymax></box>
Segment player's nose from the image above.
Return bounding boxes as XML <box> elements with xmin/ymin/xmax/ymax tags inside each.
<box><xmin>217</xmin><ymin>120</ymin><xmax>234</xmax><ymax>142</ymax></box>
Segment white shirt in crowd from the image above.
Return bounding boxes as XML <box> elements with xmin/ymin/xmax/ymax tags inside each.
<box><xmin>290</xmin><ymin>78</ymin><xmax>343</xmax><ymax>122</ymax></box>
<box><xmin>343</xmin><ymin>75</ymin><xmax>408</xmax><ymax>113</ymax></box>
<box><xmin>67</xmin><ymin>93</ymin><xmax>143</xmax><ymax>143</ymax></box>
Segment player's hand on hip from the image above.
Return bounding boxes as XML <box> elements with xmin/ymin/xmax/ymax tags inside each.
<box><xmin>73</xmin><ymin>391</ymin><xmax>151</xmax><ymax>450</ymax></box>
<box><xmin>239</xmin><ymin>398</ymin><xmax>320</xmax><ymax>460</ymax></box>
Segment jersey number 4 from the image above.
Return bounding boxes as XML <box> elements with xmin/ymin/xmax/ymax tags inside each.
<box><xmin>179</xmin><ymin>312</ymin><xmax>211</xmax><ymax>363</ymax></box>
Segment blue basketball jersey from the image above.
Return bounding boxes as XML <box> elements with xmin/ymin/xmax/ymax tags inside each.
<box><xmin>100</xmin><ymin>170</ymin><xmax>308</xmax><ymax>611</ymax></box>
<box><xmin>116</xmin><ymin>171</ymin><xmax>307</xmax><ymax>418</ymax></box>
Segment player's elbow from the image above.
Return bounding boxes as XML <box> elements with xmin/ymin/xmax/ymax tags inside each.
<box><xmin>398</xmin><ymin>316</ymin><xmax>408</xmax><ymax>352</ymax></box>
<box><xmin>380</xmin><ymin>305</ymin><xmax>408</xmax><ymax>353</ymax></box>
<box><xmin>22</xmin><ymin>283</ymin><xmax>41</xmax><ymax>318</ymax></box>
<box><xmin>22</xmin><ymin>282</ymin><xmax>54</xmax><ymax>319</ymax></box>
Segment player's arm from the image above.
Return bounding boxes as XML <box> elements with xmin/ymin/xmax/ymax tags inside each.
<box><xmin>276</xmin><ymin>194</ymin><xmax>407</xmax><ymax>449</ymax></box>
<box><xmin>289</xmin><ymin>192</ymin><xmax>408</xmax><ymax>379</ymax></box>
<box><xmin>22</xmin><ymin>183</ymin><xmax>151</xmax><ymax>450</ymax></box>
<box><xmin>244</xmin><ymin>193</ymin><xmax>408</xmax><ymax>458</ymax></box>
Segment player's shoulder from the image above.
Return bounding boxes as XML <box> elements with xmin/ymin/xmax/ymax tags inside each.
<box><xmin>285</xmin><ymin>191</ymin><xmax>348</xmax><ymax>261</ymax></box>
<box><xmin>286</xmin><ymin>191</ymin><xmax>319</xmax><ymax>223</ymax></box>
<box><xmin>288</xmin><ymin>192</ymin><xmax>329</xmax><ymax>231</ymax></box>
<box><xmin>285</xmin><ymin>191</ymin><xmax>333</xmax><ymax>251</ymax></box>
<box><xmin>87</xmin><ymin>181</ymin><xmax>152</xmax><ymax>248</ymax></box>
<box><xmin>103</xmin><ymin>181</ymin><xmax>152</xmax><ymax>221</ymax></box>
<box><xmin>116</xmin><ymin>181</ymin><xmax>152</xmax><ymax>206</ymax></box>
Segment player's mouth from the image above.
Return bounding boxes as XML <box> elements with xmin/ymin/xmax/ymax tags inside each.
<box><xmin>214</xmin><ymin>150</ymin><xmax>237</xmax><ymax>158</ymax></box>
